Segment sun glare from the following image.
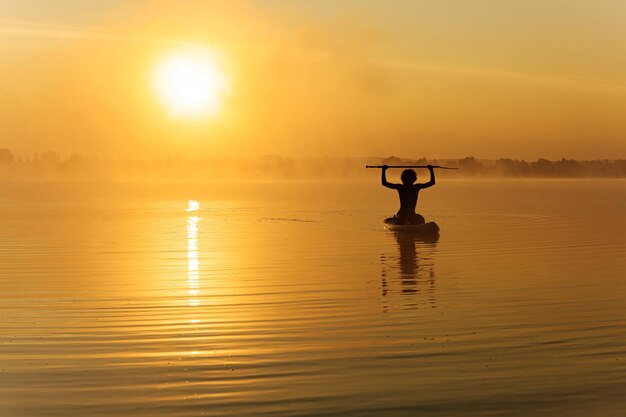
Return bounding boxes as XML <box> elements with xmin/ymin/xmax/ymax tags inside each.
<box><xmin>153</xmin><ymin>49</ymin><xmax>227</xmax><ymax>118</ymax></box>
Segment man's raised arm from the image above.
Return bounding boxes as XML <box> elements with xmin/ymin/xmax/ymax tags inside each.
<box><xmin>420</xmin><ymin>165</ymin><xmax>436</xmax><ymax>188</ymax></box>
<box><xmin>381</xmin><ymin>165</ymin><xmax>399</xmax><ymax>189</ymax></box>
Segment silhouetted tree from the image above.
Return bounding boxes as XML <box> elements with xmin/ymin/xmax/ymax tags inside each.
<box><xmin>458</xmin><ymin>156</ymin><xmax>483</xmax><ymax>176</ymax></box>
<box><xmin>382</xmin><ymin>156</ymin><xmax>403</xmax><ymax>166</ymax></box>
<box><xmin>555</xmin><ymin>158</ymin><xmax>582</xmax><ymax>177</ymax></box>
<box><xmin>530</xmin><ymin>159</ymin><xmax>555</xmax><ymax>177</ymax></box>
<box><xmin>40</xmin><ymin>151</ymin><xmax>61</xmax><ymax>167</ymax></box>
<box><xmin>496</xmin><ymin>158</ymin><xmax>530</xmax><ymax>177</ymax></box>
<box><xmin>62</xmin><ymin>153</ymin><xmax>86</xmax><ymax>171</ymax></box>
<box><xmin>0</xmin><ymin>148</ymin><xmax>15</xmax><ymax>165</ymax></box>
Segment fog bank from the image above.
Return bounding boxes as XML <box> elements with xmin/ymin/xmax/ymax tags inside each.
<box><xmin>1</xmin><ymin>149</ymin><xmax>625</xmax><ymax>182</ymax></box>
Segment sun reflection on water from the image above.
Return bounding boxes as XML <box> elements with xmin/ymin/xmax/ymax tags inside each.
<box><xmin>186</xmin><ymin>200</ymin><xmax>200</xmax><ymax>307</ymax></box>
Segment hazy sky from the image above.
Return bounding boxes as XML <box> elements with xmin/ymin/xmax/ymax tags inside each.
<box><xmin>1</xmin><ymin>0</ymin><xmax>625</xmax><ymax>159</ymax></box>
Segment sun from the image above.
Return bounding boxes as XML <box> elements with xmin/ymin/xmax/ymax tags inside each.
<box><xmin>153</xmin><ymin>48</ymin><xmax>227</xmax><ymax>118</ymax></box>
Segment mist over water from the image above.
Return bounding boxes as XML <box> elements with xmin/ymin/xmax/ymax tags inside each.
<box><xmin>1</xmin><ymin>151</ymin><xmax>625</xmax><ymax>182</ymax></box>
<box><xmin>1</xmin><ymin>180</ymin><xmax>625</xmax><ymax>416</ymax></box>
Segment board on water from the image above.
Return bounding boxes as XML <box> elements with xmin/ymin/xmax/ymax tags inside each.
<box><xmin>383</xmin><ymin>218</ymin><xmax>440</xmax><ymax>236</ymax></box>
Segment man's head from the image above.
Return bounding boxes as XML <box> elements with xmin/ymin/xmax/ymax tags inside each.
<box><xmin>401</xmin><ymin>169</ymin><xmax>417</xmax><ymax>185</ymax></box>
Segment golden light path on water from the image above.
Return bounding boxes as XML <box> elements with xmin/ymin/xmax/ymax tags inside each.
<box><xmin>186</xmin><ymin>200</ymin><xmax>201</xmax><ymax>357</ymax></box>
<box><xmin>186</xmin><ymin>200</ymin><xmax>200</xmax><ymax>308</ymax></box>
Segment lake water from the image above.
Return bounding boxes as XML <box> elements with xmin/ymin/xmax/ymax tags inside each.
<box><xmin>1</xmin><ymin>180</ymin><xmax>625</xmax><ymax>417</ymax></box>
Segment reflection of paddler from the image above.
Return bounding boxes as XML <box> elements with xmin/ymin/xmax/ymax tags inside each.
<box><xmin>381</xmin><ymin>165</ymin><xmax>435</xmax><ymax>225</ymax></box>
<box><xmin>395</xmin><ymin>230</ymin><xmax>439</xmax><ymax>273</ymax></box>
<box><xmin>380</xmin><ymin>230</ymin><xmax>438</xmax><ymax>310</ymax></box>
<box><xmin>393</xmin><ymin>230</ymin><xmax>437</xmax><ymax>298</ymax></box>
<box><xmin>395</xmin><ymin>230</ymin><xmax>419</xmax><ymax>277</ymax></box>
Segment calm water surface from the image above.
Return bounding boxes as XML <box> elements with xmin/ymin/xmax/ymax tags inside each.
<box><xmin>1</xmin><ymin>180</ymin><xmax>625</xmax><ymax>417</ymax></box>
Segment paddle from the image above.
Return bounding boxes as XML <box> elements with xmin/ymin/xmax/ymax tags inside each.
<box><xmin>365</xmin><ymin>165</ymin><xmax>459</xmax><ymax>169</ymax></box>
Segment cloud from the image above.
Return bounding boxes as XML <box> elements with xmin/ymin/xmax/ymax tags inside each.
<box><xmin>0</xmin><ymin>17</ymin><xmax>267</xmax><ymax>56</ymax></box>
<box><xmin>380</xmin><ymin>58</ymin><xmax>626</xmax><ymax>94</ymax></box>
<box><xmin>0</xmin><ymin>18</ymin><xmax>223</xmax><ymax>48</ymax></box>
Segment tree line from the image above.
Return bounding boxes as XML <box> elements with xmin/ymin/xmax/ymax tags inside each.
<box><xmin>380</xmin><ymin>156</ymin><xmax>626</xmax><ymax>178</ymax></box>
<box><xmin>1</xmin><ymin>148</ymin><xmax>625</xmax><ymax>180</ymax></box>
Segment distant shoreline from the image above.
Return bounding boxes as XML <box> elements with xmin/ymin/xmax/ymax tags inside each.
<box><xmin>1</xmin><ymin>149</ymin><xmax>625</xmax><ymax>181</ymax></box>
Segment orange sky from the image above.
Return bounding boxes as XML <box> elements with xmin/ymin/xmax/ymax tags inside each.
<box><xmin>1</xmin><ymin>0</ymin><xmax>625</xmax><ymax>160</ymax></box>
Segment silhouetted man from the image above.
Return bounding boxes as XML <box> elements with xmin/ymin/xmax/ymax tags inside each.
<box><xmin>382</xmin><ymin>165</ymin><xmax>435</xmax><ymax>224</ymax></box>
